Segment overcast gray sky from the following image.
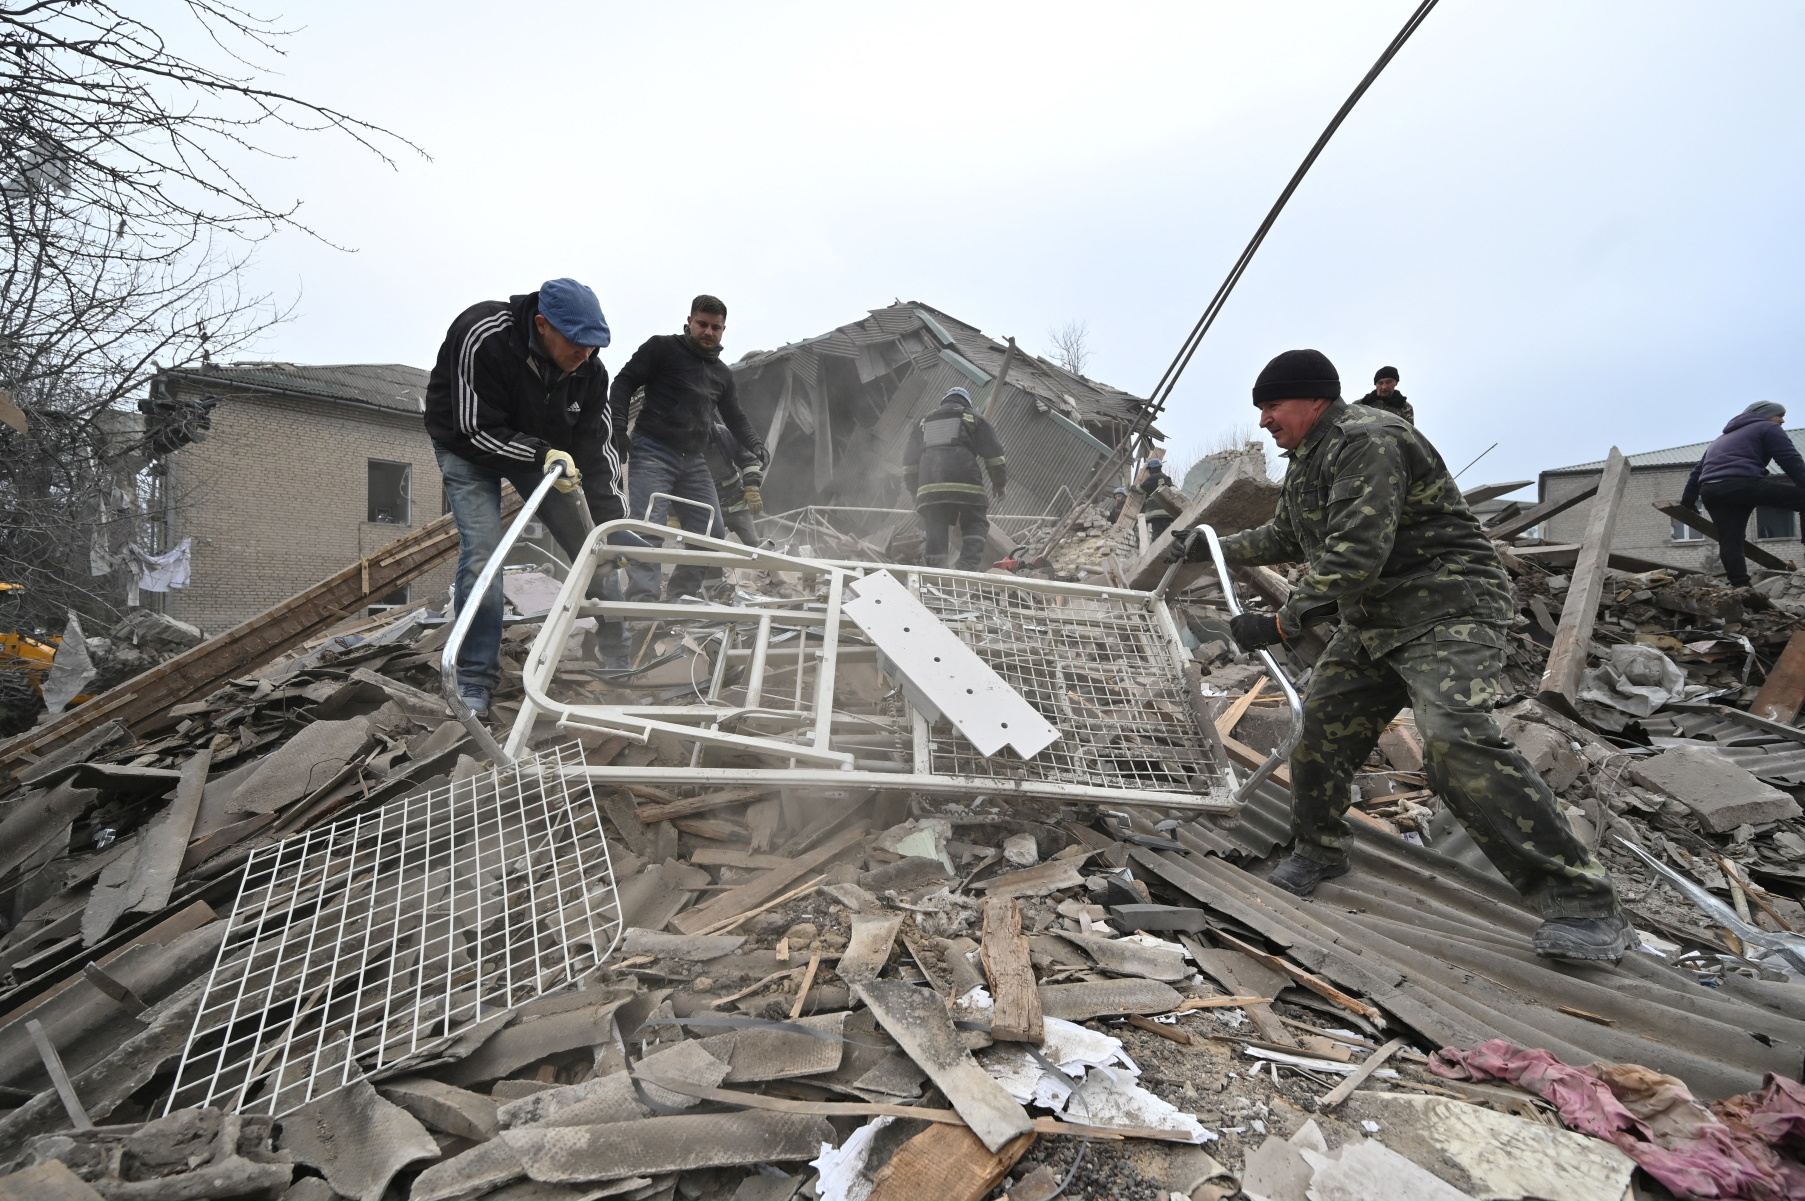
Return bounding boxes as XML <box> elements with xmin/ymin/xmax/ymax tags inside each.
<box><xmin>225</xmin><ymin>1</ymin><xmax>1805</xmax><ymax>496</ymax></box>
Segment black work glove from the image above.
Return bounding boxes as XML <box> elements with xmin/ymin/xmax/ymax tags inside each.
<box><xmin>1165</xmin><ymin>529</ymin><xmax>1212</xmax><ymax>564</ymax></box>
<box><xmin>1229</xmin><ymin>610</ymin><xmax>1286</xmax><ymax>651</ymax></box>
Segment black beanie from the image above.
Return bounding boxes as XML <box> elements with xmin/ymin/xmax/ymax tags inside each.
<box><xmin>1374</xmin><ymin>366</ymin><xmax>1399</xmax><ymax>383</ymax></box>
<box><xmin>1252</xmin><ymin>349</ymin><xmax>1340</xmax><ymax>405</ymax></box>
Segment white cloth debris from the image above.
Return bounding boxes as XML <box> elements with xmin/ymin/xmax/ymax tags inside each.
<box><xmin>1578</xmin><ymin>643</ymin><xmax>1686</xmax><ymax>716</ymax></box>
<box><xmin>125</xmin><ymin>538</ymin><xmax>192</xmax><ymax>592</ymax></box>
<box><xmin>811</xmin><ymin>1116</ymin><xmax>893</xmax><ymax>1201</ymax></box>
<box><xmin>41</xmin><ymin>612</ymin><xmax>96</xmax><ymax>715</ymax></box>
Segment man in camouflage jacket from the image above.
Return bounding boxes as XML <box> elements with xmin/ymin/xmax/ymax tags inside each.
<box><xmin>1171</xmin><ymin>348</ymin><xmax>1628</xmax><ymax>961</ymax></box>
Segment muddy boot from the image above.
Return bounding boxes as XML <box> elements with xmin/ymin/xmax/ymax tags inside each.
<box><xmin>1533</xmin><ymin>913</ymin><xmax>1634</xmax><ymax>961</ymax></box>
<box><xmin>1268</xmin><ymin>854</ymin><xmax>1350</xmax><ymax>897</ymax></box>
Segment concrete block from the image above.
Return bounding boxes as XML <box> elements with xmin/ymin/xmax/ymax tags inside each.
<box><xmin>1502</xmin><ymin>720</ymin><xmax>1585</xmax><ymax>794</ymax></box>
<box><xmin>1628</xmin><ymin>744</ymin><xmax>1803</xmax><ymax>833</ymax></box>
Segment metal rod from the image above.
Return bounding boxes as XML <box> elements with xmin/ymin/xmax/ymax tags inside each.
<box><xmin>745</xmin><ymin>614</ymin><xmax>773</xmax><ymax>709</ymax></box>
<box><xmin>812</xmin><ymin>570</ymin><xmax>845</xmax><ymax>753</ymax></box>
<box><xmin>1199</xmin><ymin>525</ymin><xmax>1304</xmax><ymax>802</ymax></box>
<box><xmin>440</xmin><ymin>469</ymin><xmax>572</xmax><ymax>765</ymax></box>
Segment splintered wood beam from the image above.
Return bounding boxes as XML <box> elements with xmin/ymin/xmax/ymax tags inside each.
<box><xmin>1652</xmin><ymin>502</ymin><xmax>1798</xmax><ymax>572</ymax></box>
<box><xmin>1487</xmin><ymin>482</ymin><xmax>1598</xmax><ymax>542</ymax></box>
<box><xmin>980</xmin><ymin>897</ymin><xmax>1043</xmax><ymax>1044</ymax></box>
<box><xmin>867</xmin><ymin>1122</ymin><xmax>1035</xmax><ymax>1201</ymax></box>
<box><xmin>1539</xmin><ymin>448</ymin><xmax>1629</xmax><ymax>712</ymax></box>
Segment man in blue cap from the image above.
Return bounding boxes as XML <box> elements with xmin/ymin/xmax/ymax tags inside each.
<box><xmin>610</xmin><ymin>295</ymin><xmax>768</xmax><ymax>601</ymax></box>
<box><xmin>424</xmin><ymin>278</ymin><xmax>629</xmax><ymax>713</ymax></box>
<box><xmin>902</xmin><ymin>386</ymin><xmax>1008</xmax><ymax>570</ymax></box>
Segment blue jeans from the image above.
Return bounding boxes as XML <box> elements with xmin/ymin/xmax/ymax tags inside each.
<box><xmin>626</xmin><ymin>435</ymin><xmax>723</xmax><ymax>601</ymax></box>
<box><xmin>436</xmin><ymin>445</ymin><xmax>627</xmax><ymax>690</ymax></box>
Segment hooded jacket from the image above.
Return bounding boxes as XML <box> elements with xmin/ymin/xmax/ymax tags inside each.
<box><xmin>1681</xmin><ymin>413</ymin><xmax>1805</xmax><ymax>506</ymax></box>
<box><xmin>611</xmin><ymin>334</ymin><xmax>766</xmax><ymax>460</ymax></box>
<box><xmin>424</xmin><ymin>292</ymin><xmax>626</xmax><ymax>521</ymax></box>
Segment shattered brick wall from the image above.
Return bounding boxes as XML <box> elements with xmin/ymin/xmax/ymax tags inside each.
<box><xmin>162</xmin><ymin>387</ymin><xmax>453</xmax><ymax>633</ymax></box>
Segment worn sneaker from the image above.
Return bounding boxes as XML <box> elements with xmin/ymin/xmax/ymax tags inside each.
<box><xmin>1269</xmin><ymin>855</ymin><xmax>1351</xmax><ymax>897</ymax></box>
<box><xmin>1533</xmin><ymin>913</ymin><xmax>1634</xmax><ymax>962</ymax></box>
<box><xmin>458</xmin><ymin>684</ymin><xmax>491</xmax><ymax>715</ymax></box>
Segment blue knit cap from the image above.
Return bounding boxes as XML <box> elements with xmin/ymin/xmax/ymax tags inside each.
<box><xmin>538</xmin><ymin>278</ymin><xmax>611</xmax><ymax>349</ymax></box>
<box><xmin>944</xmin><ymin>387</ymin><xmax>973</xmax><ymax>406</ymax></box>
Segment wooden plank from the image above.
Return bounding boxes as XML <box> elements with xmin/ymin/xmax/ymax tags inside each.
<box><xmin>979</xmin><ymin>898</ymin><xmax>1043</xmax><ymax>1044</ymax></box>
<box><xmin>1653</xmin><ymin>502</ymin><xmax>1798</xmax><ymax>572</ymax></box>
<box><xmin>1180</xmin><ymin>938</ymin><xmax>1298</xmax><ymax>1048</ymax></box>
<box><xmin>672</xmin><ymin>826</ymin><xmax>866</xmax><ymax>935</ymax></box>
<box><xmin>0</xmin><ymin>488</ymin><xmax>522</xmax><ymax>783</ymax></box>
<box><xmin>854</xmin><ymin>979</ymin><xmax>1034</xmax><ymax>1153</ymax></box>
<box><xmin>1460</xmin><ymin>480</ymin><xmax>1533</xmax><ymax>506</ymax></box>
<box><xmin>1214</xmin><ymin>678</ymin><xmax>1267</xmax><ymax>741</ymax></box>
<box><xmin>1487</xmin><ymin>482</ymin><xmax>1598</xmax><ymax>542</ymax></box>
<box><xmin>1752</xmin><ymin>631</ymin><xmax>1805</xmax><ymax>724</ymax></box>
<box><xmin>1539</xmin><ymin>448</ymin><xmax>1629</xmax><ymax>712</ymax></box>
<box><xmin>636</xmin><ymin>786</ymin><xmax>771</xmax><ymax>824</ymax></box>
<box><xmin>1318</xmin><ymin>1036</ymin><xmax>1408</xmax><ymax>1108</ymax></box>
<box><xmin>1213</xmin><ymin>930</ymin><xmax>1383</xmax><ymax>1022</ymax></box>
<box><xmin>868</xmin><ymin>1123</ymin><xmax>1035</xmax><ymax>1201</ymax></box>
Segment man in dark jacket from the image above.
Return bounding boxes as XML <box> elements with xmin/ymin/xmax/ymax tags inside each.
<box><xmin>1357</xmin><ymin>366</ymin><xmax>1414</xmax><ymax>424</ymax></box>
<box><xmin>704</xmin><ymin>421</ymin><xmax>764</xmax><ymax>546</ymax></box>
<box><xmin>611</xmin><ymin>295</ymin><xmax>768</xmax><ymax>600</ymax></box>
<box><xmin>1168</xmin><ymin>349</ymin><xmax>1627</xmax><ymax>961</ymax></box>
<box><xmin>1104</xmin><ymin>487</ymin><xmax>1128</xmax><ymax>524</ymax></box>
<box><xmin>1681</xmin><ymin>401</ymin><xmax>1805</xmax><ymax>586</ymax></box>
<box><xmin>902</xmin><ymin>387</ymin><xmax>1007</xmax><ymax>570</ymax></box>
<box><xmin>425</xmin><ymin>279</ymin><xmax>628</xmax><ymax>711</ymax></box>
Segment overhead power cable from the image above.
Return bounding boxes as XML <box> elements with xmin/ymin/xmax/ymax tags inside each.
<box><xmin>1046</xmin><ymin>0</ymin><xmax>1442</xmax><ymax>549</ymax></box>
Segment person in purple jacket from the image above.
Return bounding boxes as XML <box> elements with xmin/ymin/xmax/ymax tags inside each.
<box><xmin>1680</xmin><ymin>401</ymin><xmax>1805</xmax><ymax>586</ymax></box>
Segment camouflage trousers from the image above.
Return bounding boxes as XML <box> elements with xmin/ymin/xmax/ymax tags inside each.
<box><xmin>1289</xmin><ymin>622</ymin><xmax>1620</xmax><ymax>920</ymax></box>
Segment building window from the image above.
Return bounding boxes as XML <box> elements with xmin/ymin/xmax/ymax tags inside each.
<box><xmin>1671</xmin><ymin>518</ymin><xmax>1705</xmax><ymax>542</ymax></box>
<box><xmin>368</xmin><ymin>460</ymin><xmax>411</xmax><ymax>524</ymax></box>
<box><xmin>375</xmin><ymin>585</ymin><xmax>410</xmax><ymax>607</ymax></box>
<box><xmin>1756</xmin><ymin>506</ymin><xmax>1798</xmax><ymax>540</ymax></box>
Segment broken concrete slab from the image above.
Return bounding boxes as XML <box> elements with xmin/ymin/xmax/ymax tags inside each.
<box><xmin>21</xmin><ymin>1108</ymin><xmax>294</xmax><ymax>1201</ymax></box>
<box><xmin>440</xmin><ymin>995</ymin><xmax>634</xmax><ymax>1087</ymax></box>
<box><xmin>279</xmin><ymin>1078</ymin><xmax>440</xmax><ymax>1201</ymax></box>
<box><xmin>967</xmin><ymin>860</ymin><xmax>1086</xmax><ymax>899</ymax></box>
<box><xmin>618</xmin><ymin>930</ymin><xmax>745</xmax><ymax>961</ymax></box>
<box><xmin>696</xmin><ymin>1012</ymin><xmax>847</xmax><ymax>1083</ymax></box>
<box><xmin>1296</xmin><ymin>1138</ymin><xmax>1470</xmax><ymax>1201</ymax></box>
<box><xmin>503</xmin><ymin>1113</ymin><xmax>834</xmax><ymax>1183</ymax></box>
<box><xmin>496</xmin><ymin>1039</ymin><xmax>729</xmax><ymax>1130</ymax></box>
<box><xmin>853</xmin><ymin>980</ymin><xmax>1032</xmax><ymax>1153</ymax></box>
<box><xmin>616</xmin><ymin>861</ymin><xmax>711</xmax><ymax>933</ymax></box>
<box><xmin>1628</xmin><ymin>743</ymin><xmax>1803</xmax><ymax>832</ymax></box>
<box><xmin>1052</xmin><ymin>932</ymin><xmax>1189</xmax><ymax>982</ymax></box>
<box><xmin>377</xmin><ymin>1077</ymin><xmax>500</xmax><ymax>1142</ymax></box>
<box><xmin>1353</xmin><ymin>1093</ymin><xmax>1635</xmax><ymax>1201</ymax></box>
<box><xmin>1036</xmin><ymin>980</ymin><xmax>1183</xmax><ymax>1020</ymax></box>
<box><xmin>836</xmin><ymin>915</ymin><xmax>902</xmax><ymax>986</ymax></box>
<box><xmin>411</xmin><ymin>1135</ymin><xmax>529</xmax><ymax>1201</ymax></box>
<box><xmin>0</xmin><ymin>1160</ymin><xmax>103</xmax><ymax>1201</ymax></box>
<box><xmin>821</xmin><ymin>881</ymin><xmax>879</xmax><ymax>914</ymax></box>
<box><xmin>228</xmin><ymin>718</ymin><xmax>376</xmax><ymax>815</ymax></box>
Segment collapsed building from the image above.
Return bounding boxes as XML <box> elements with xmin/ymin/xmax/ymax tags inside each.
<box><xmin>4</xmin><ymin>379</ymin><xmax>1805</xmax><ymax>1201</ymax></box>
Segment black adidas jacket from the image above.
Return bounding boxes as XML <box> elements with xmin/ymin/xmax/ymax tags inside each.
<box><xmin>611</xmin><ymin>334</ymin><xmax>766</xmax><ymax>459</ymax></box>
<box><xmin>423</xmin><ymin>292</ymin><xmax>627</xmax><ymax>521</ymax></box>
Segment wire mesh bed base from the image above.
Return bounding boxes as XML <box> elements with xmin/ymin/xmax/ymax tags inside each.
<box><xmin>166</xmin><ymin>744</ymin><xmax>620</xmax><ymax>1118</ymax></box>
<box><xmin>505</xmin><ymin>520</ymin><xmax>1240</xmax><ymax>813</ymax></box>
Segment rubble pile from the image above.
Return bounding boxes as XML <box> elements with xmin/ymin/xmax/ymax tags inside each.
<box><xmin>5</xmin><ymin>486</ymin><xmax>1805</xmax><ymax>1201</ymax></box>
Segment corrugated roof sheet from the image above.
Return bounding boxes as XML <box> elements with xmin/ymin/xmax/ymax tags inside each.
<box><xmin>1137</xmin><ymin>780</ymin><xmax>1805</xmax><ymax>1099</ymax></box>
<box><xmin>167</xmin><ymin>363</ymin><xmax>429</xmax><ymax>413</ymax></box>
<box><xmin>1546</xmin><ymin>427</ymin><xmax>1805</xmax><ymax>475</ymax></box>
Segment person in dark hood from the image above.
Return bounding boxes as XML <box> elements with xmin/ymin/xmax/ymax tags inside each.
<box><xmin>1358</xmin><ymin>367</ymin><xmax>1413</xmax><ymax>424</ymax></box>
<box><xmin>1681</xmin><ymin>401</ymin><xmax>1805</xmax><ymax>586</ymax></box>
<box><xmin>423</xmin><ymin>278</ymin><xmax>629</xmax><ymax>709</ymax></box>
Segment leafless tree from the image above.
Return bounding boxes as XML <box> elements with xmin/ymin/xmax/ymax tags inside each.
<box><xmin>1047</xmin><ymin>319</ymin><xmax>1091</xmax><ymax>377</ymax></box>
<box><xmin>0</xmin><ymin>1</ymin><xmax>420</xmax><ymax>661</ymax></box>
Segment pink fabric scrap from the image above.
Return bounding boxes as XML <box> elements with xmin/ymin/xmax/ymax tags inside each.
<box><xmin>1431</xmin><ymin>1039</ymin><xmax>1805</xmax><ymax>1201</ymax></box>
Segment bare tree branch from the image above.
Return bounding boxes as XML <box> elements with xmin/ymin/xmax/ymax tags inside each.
<box><xmin>1046</xmin><ymin>319</ymin><xmax>1091</xmax><ymax>377</ymax></box>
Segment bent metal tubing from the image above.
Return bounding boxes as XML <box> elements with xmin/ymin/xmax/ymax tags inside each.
<box><xmin>440</xmin><ymin>467</ymin><xmax>580</xmax><ymax>765</ymax></box>
<box><xmin>1198</xmin><ymin>524</ymin><xmax>1304</xmax><ymax>803</ymax></box>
